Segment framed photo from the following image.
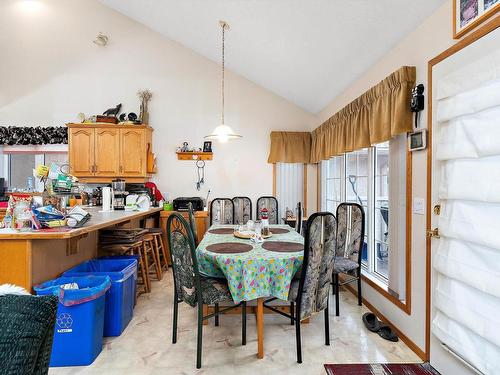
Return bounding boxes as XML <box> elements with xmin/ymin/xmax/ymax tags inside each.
<box><xmin>408</xmin><ymin>129</ymin><xmax>427</xmax><ymax>152</ymax></box>
<box><xmin>454</xmin><ymin>0</ymin><xmax>500</xmax><ymax>39</ymax></box>
<box><xmin>203</xmin><ymin>141</ymin><xmax>212</xmax><ymax>153</ymax></box>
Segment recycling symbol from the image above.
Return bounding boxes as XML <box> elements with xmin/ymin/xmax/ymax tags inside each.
<box><xmin>56</xmin><ymin>313</ymin><xmax>73</xmax><ymax>329</ymax></box>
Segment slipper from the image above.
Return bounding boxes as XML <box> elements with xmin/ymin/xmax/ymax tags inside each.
<box><xmin>378</xmin><ymin>324</ymin><xmax>399</xmax><ymax>342</ymax></box>
<box><xmin>362</xmin><ymin>312</ymin><xmax>381</xmax><ymax>332</ymax></box>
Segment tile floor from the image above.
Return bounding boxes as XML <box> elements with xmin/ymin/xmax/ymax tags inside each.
<box><xmin>49</xmin><ymin>272</ymin><xmax>420</xmax><ymax>375</ymax></box>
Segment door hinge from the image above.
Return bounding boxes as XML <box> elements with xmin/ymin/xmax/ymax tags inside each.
<box><xmin>434</xmin><ymin>204</ymin><xmax>441</xmax><ymax>215</ymax></box>
<box><xmin>426</xmin><ymin>228</ymin><xmax>440</xmax><ymax>238</ymax></box>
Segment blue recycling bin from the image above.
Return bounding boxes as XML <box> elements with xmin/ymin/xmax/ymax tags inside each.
<box><xmin>34</xmin><ymin>276</ymin><xmax>111</xmax><ymax>367</ymax></box>
<box><xmin>99</xmin><ymin>255</ymin><xmax>139</xmax><ymax>307</ymax></box>
<box><xmin>63</xmin><ymin>258</ymin><xmax>137</xmax><ymax>337</ymax></box>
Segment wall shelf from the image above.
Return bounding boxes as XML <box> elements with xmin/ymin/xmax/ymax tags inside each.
<box><xmin>176</xmin><ymin>152</ymin><xmax>213</xmax><ymax>161</ymax></box>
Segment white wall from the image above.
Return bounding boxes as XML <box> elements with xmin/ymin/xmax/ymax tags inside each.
<box><xmin>315</xmin><ymin>1</ymin><xmax>457</xmax><ymax>354</ymax></box>
<box><xmin>0</xmin><ymin>0</ymin><xmax>315</xmax><ymax>207</ymax></box>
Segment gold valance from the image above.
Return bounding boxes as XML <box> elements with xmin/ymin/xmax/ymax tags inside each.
<box><xmin>310</xmin><ymin>66</ymin><xmax>416</xmax><ymax>163</ymax></box>
<box><xmin>267</xmin><ymin>131</ymin><xmax>311</xmax><ymax>163</ymax></box>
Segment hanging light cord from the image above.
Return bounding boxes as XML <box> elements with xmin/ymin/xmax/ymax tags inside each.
<box><xmin>221</xmin><ymin>21</ymin><xmax>227</xmax><ymax>125</ymax></box>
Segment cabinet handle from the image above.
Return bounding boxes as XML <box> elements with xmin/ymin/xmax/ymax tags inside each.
<box><xmin>119</xmin><ymin>165</ymin><xmax>123</xmax><ymax>173</ymax></box>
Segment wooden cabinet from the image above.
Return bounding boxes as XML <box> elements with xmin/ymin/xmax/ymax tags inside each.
<box><xmin>67</xmin><ymin>123</ymin><xmax>154</xmax><ymax>183</ymax></box>
<box><xmin>95</xmin><ymin>128</ymin><xmax>121</xmax><ymax>177</ymax></box>
<box><xmin>120</xmin><ymin>128</ymin><xmax>145</xmax><ymax>176</ymax></box>
<box><xmin>68</xmin><ymin>127</ymin><xmax>95</xmax><ymax>176</ymax></box>
<box><xmin>159</xmin><ymin>210</ymin><xmax>209</xmax><ymax>265</ymax></box>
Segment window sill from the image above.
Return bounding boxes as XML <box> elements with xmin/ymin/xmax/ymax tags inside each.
<box><xmin>359</xmin><ymin>270</ymin><xmax>411</xmax><ymax>315</ymax></box>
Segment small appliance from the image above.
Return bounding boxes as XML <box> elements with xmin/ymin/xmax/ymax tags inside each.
<box><xmin>173</xmin><ymin>197</ymin><xmax>204</xmax><ymax>211</ymax></box>
<box><xmin>112</xmin><ymin>179</ymin><xmax>128</xmax><ymax>210</ymax></box>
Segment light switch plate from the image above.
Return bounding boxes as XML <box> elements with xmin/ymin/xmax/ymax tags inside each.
<box><xmin>413</xmin><ymin>197</ymin><xmax>425</xmax><ymax>215</ymax></box>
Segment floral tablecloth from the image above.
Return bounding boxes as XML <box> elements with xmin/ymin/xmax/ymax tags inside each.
<box><xmin>196</xmin><ymin>225</ymin><xmax>304</xmax><ymax>303</ymax></box>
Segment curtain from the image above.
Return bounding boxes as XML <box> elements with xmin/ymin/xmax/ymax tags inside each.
<box><xmin>276</xmin><ymin>163</ymin><xmax>304</xmax><ymax>222</ymax></box>
<box><xmin>267</xmin><ymin>131</ymin><xmax>311</xmax><ymax>163</ymax></box>
<box><xmin>310</xmin><ymin>66</ymin><xmax>416</xmax><ymax>163</ymax></box>
<box><xmin>432</xmin><ymin>55</ymin><xmax>500</xmax><ymax>373</ymax></box>
<box><xmin>387</xmin><ymin>135</ymin><xmax>407</xmax><ymax>300</ymax></box>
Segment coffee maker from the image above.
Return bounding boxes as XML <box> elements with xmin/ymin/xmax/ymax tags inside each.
<box><xmin>111</xmin><ymin>179</ymin><xmax>127</xmax><ymax>210</ymax></box>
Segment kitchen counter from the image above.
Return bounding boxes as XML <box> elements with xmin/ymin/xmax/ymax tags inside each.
<box><xmin>0</xmin><ymin>207</ymin><xmax>162</xmax><ymax>291</ymax></box>
<box><xmin>0</xmin><ymin>207</ymin><xmax>162</xmax><ymax>239</ymax></box>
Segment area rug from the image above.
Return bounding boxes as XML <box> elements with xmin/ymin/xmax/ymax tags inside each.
<box><xmin>324</xmin><ymin>363</ymin><xmax>440</xmax><ymax>375</ymax></box>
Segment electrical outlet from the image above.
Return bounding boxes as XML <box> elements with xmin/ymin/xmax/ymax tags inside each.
<box><xmin>413</xmin><ymin>197</ymin><xmax>425</xmax><ymax>215</ymax></box>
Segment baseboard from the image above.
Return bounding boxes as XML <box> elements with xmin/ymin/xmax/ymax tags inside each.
<box><xmin>341</xmin><ymin>282</ymin><xmax>426</xmax><ymax>360</ymax></box>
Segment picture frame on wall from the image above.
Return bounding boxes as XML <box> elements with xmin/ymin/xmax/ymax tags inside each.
<box><xmin>203</xmin><ymin>141</ymin><xmax>212</xmax><ymax>153</ymax></box>
<box><xmin>454</xmin><ymin>0</ymin><xmax>500</xmax><ymax>38</ymax></box>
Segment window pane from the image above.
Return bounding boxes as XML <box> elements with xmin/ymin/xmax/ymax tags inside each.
<box><xmin>345</xmin><ymin>149</ymin><xmax>369</xmax><ymax>267</ymax></box>
<box><xmin>9</xmin><ymin>154</ymin><xmax>36</xmax><ymax>189</ymax></box>
<box><xmin>375</xmin><ymin>142</ymin><xmax>389</xmax><ymax>279</ymax></box>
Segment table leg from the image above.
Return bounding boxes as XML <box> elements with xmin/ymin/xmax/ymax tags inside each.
<box><xmin>256</xmin><ymin>297</ymin><xmax>264</xmax><ymax>359</ymax></box>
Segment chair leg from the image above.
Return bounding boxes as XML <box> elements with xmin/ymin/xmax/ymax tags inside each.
<box><xmin>196</xmin><ymin>303</ymin><xmax>203</xmax><ymax>369</ymax></box>
<box><xmin>172</xmin><ymin>293</ymin><xmax>179</xmax><ymax>344</ymax></box>
<box><xmin>324</xmin><ymin>304</ymin><xmax>330</xmax><ymax>346</ymax></box>
<box><xmin>156</xmin><ymin>234</ymin><xmax>169</xmax><ymax>271</ymax></box>
<box><xmin>295</xmin><ymin>309</ymin><xmax>302</xmax><ymax>364</ymax></box>
<box><xmin>335</xmin><ymin>273</ymin><xmax>340</xmax><ymax>317</ymax></box>
<box><xmin>357</xmin><ymin>273</ymin><xmax>362</xmax><ymax>306</ymax></box>
<box><xmin>242</xmin><ymin>301</ymin><xmax>247</xmax><ymax>345</ymax></box>
<box><xmin>332</xmin><ymin>271</ymin><xmax>336</xmax><ymax>296</ymax></box>
<box><xmin>215</xmin><ymin>303</ymin><xmax>219</xmax><ymax>326</ymax></box>
<box><xmin>142</xmin><ymin>242</ymin><xmax>152</xmax><ymax>292</ymax></box>
<box><xmin>290</xmin><ymin>302</ymin><xmax>295</xmax><ymax>325</ymax></box>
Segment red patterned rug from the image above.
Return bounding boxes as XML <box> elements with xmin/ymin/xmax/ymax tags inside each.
<box><xmin>324</xmin><ymin>363</ymin><xmax>440</xmax><ymax>375</ymax></box>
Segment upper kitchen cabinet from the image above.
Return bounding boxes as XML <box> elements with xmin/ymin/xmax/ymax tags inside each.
<box><xmin>68</xmin><ymin>127</ymin><xmax>95</xmax><ymax>177</ymax></box>
<box><xmin>67</xmin><ymin>123</ymin><xmax>154</xmax><ymax>183</ymax></box>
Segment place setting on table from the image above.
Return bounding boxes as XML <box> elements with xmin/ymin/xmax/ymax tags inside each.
<box><xmin>196</xmin><ymin>218</ymin><xmax>304</xmax><ymax>359</ymax></box>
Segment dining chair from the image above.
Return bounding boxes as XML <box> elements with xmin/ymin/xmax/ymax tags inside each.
<box><xmin>166</xmin><ymin>213</ymin><xmax>246</xmax><ymax>369</ymax></box>
<box><xmin>232</xmin><ymin>196</ymin><xmax>252</xmax><ymax>225</ymax></box>
<box><xmin>0</xmin><ymin>294</ymin><xmax>58</xmax><ymax>375</ymax></box>
<box><xmin>256</xmin><ymin>196</ymin><xmax>278</xmax><ymax>224</ymax></box>
<box><xmin>209</xmin><ymin>198</ymin><xmax>234</xmax><ymax>225</ymax></box>
<box><xmin>331</xmin><ymin>202</ymin><xmax>365</xmax><ymax>316</ymax></box>
<box><xmin>187</xmin><ymin>202</ymin><xmax>198</xmax><ymax>245</ymax></box>
<box><xmin>295</xmin><ymin>202</ymin><xmax>303</xmax><ymax>234</ymax></box>
<box><xmin>263</xmin><ymin>212</ymin><xmax>337</xmax><ymax>363</ymax></box>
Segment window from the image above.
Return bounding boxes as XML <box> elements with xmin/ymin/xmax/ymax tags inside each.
<box><xmin>2</xmin><ymin>150</ymin><xmax>68</xmax><ymax>191</ymax></box>
<box><xmin>321</xmin><ymin>135</ymin><xmax>406</xmax><ymax>297</ymax></box>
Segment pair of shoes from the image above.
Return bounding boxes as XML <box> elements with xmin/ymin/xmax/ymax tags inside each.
<box><xmin>362</xmin><ymin>312</ymin><xmax>399</xmax><ymax>342</ymax></box>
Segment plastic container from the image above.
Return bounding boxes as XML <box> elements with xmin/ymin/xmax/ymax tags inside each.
<box><xmin>99</xmin><ymin>255</ymin><xmax>139</xmax><ymax>307</ymax></box>
<box><xmin>63</xmin><ymin>258</ymin><xmax>137</xmax><ymax>337</ymax></box>
<box><xmin>34</xmin><ymin>276</ymin><xmax>111</xmax><ymax>367</ymax></box>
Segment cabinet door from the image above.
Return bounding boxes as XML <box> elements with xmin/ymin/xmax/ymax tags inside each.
<box><xmin>69</xmin><ymin>128</ymin><xmax>95</xmax><ymax>176</ymax></box>
<box><xmin>94</xmin><ymin>128</ymin><xmax>121</xmax><ymax>177</ymax></box>
<box><xmin>120</xmin><ymin>129</ymin><xmax>146</xmax><ymax>176</ymax></box>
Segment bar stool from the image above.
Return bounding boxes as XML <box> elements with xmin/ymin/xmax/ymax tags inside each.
<box><xmin>147</xmin><ymin>228</ymin><xmax>169</xmax><ymax>271</ymax></box>
<box><xmin>128</xmin><ymin>240</ymin><xmax>150</xmax><ymax>294</ymax></box>
<box><xmin>143</xmin><ymin>234</ymin><xmax>162</xmax><ymax>282</ymax></box>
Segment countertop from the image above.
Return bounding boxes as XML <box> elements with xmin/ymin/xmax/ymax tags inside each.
<box><xmin>0</xmin><ymin>207</ymin><xmax>162</xmax><ymax>240</ymax></box>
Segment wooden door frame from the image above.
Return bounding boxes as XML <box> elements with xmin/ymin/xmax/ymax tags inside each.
<box><xmin>425</xmin><ymin>16</ymin><xmax>500</xmax><ymax>361</ymax></box>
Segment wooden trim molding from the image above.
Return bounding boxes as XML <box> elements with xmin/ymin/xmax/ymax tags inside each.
<box><xmin>425</xmin><ymin>16</ymin><xmax>500</xmax><ymax>361</ymax></box>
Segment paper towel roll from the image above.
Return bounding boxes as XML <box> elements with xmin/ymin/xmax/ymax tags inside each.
<box><xmin>102</xmin><ymin>187</ymin><xmax>112</xmax><ymax>211</ymax></box>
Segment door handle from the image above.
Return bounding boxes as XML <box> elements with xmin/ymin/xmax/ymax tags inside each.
<box><xmin>426</xmin><ymin>228</ymin><xmax>440</xmax><ymax>238</ymax></box>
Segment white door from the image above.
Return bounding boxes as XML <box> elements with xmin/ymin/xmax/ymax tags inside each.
<box><xmin>429</xmin><ymin>28</ymin><xmax>500</xmax><ymax>375</ymax></box>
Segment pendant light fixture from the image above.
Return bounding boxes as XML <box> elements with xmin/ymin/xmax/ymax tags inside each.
<box><xmin>205</xmin><ymin>20</ymin><xmax>242</xmax><ymax>143</ymax></box>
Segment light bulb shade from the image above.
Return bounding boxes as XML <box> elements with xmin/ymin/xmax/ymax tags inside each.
<box><xmin>204</xmin><ymin>124</ymin><xmax>242</xmax><ymax>142</ymax></box>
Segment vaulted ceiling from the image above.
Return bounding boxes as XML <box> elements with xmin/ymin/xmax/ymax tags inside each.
<box><xmin>100</xmin><ymin>0</ymin><xmax>446</xmax><ymax>113</ymax></box>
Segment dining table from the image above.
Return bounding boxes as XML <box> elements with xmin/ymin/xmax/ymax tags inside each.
<box><xmin>196</xmin><ymin>224</ymin><xmax>304</xmax><ymax>359</ymax></box>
